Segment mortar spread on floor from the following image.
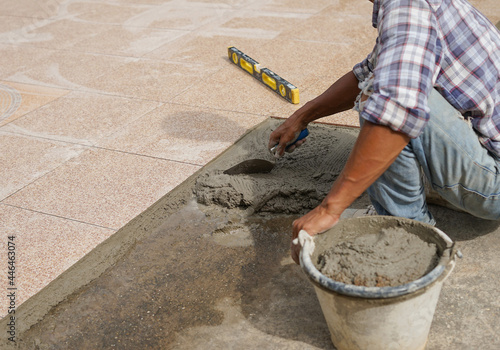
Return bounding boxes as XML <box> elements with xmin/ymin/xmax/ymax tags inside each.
<box><xmin>194</xmin><ymin>119</ymin><xmax>359</xmax><ymax>214</ymax></box>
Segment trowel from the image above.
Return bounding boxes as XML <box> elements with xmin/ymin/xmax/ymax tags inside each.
<box><xmin>224</xmin><ymin>129</ymin><xmax>309</xmax><ymax>175</ymax></box>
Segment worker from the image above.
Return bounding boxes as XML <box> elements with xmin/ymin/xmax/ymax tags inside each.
<box><xmin>268</xmin><ymin>0</ymin><xmax>500</xmax><ymax>264</ymax></box>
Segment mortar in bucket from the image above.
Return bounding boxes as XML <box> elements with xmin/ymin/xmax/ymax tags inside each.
<box><xmin>297</xmin><ymin>216</ymin><xmax>460</xmax><ymax>350</ymax></box>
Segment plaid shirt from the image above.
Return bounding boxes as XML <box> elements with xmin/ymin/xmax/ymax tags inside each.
<box><xmin>353</xmin><ymin>0</ymin><xmax>500</xmax><ymax>157</ymax></box>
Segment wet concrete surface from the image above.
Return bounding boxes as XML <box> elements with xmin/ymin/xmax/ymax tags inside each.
<box><xmin>4</xmin><ymin>121</ymin><xmax>500</xmax><ymax>349</ymax></box>
<box><xmin>13</xmin><ymin>204</ymin><xmax>338</xmax><ymax>349</ymax></box>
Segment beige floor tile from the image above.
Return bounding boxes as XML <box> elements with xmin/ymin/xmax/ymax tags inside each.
<box><xmin>86</xmin><ymin>58</ymin><xmax>221</xmax><ymax>102</ymax></box>
<box><xmin>0</xmin><ymin>0</ymin><xmax>62</xmax><ymax>19</ymax></box>
<box><xmin>0</xmin><ymin>204</ymin><xmax>115</xmax><ymax>316</ymax></box>
<box><xmin>0</xmin><ymin>45</ymin><xmax>53</xmax><ymax>79</ymax></box>
<box><xmin>275</xmin><ymin>1</ymin><xmax>376</xmax><ymax>80</ymax></box>
<box><xmin>172</xmin><ymin>61</ymin><xmax>314</xmax><ymax>115</ymax></box>
<box><xmin>271</xmin><ymin>107</ymin><xmax>360</xmax><ymax>130</ymax></box>
<box><xmin>221</xmin><ymin>11</ymin><xmax>309</xmax><ymax>34</ymax></box>
<box><xmin>320</xmin><ymin>0</ymin><xmax>375</xmax><ymax>17</ymax></box>
<box><xmin>119</xmin><ymin>1</ymin><xmax>236</xmax><ymax>31</ymax></box>
<box><xmin>253</xmin><ymin>39</ymin><xmax>362</xmax><ymax>85</ymax></box>
<box><xmin>217</xmin><ymin>40</ymin><xmax>321</xmax><ymax>87</ymax></box>
<box><xmin>73</xmin><ymin>26</ymin><xmax>187</xmax><ymax>58</ymax></box>
<box><xmin>313</xmin><ymin>49</ymin><xmax>374</xmax><ymax>81</ymax></box>
<box><xmin>0</xmin><ymin>16</ymin><xmax>36</xmax><ymax>33</ymax></box>
<box><xmin>3</xmin><ymin>148</ymin><xmax>201</xmax><ymax>229</ymax></box>
<box><xmin>6</xmin><ymin>50</ymin><xmax>134</xmax><ymax>90</ymax></box>
<box><xmin>116</xmin><ymin>0</ymin><xmax>179</xmax><ymax>4</ymax></box>
<box><xmin>189</xmin><ymin>10</ymin><xmax>305</xmax><ymax>41</ymax></box>
<box><xmin>68</xmin><ymin>2</ymin><xmax>152</xmax><ymax>25</ymax></box>
<box><xmin>98</xmin><ymin>103</ymin><xmax>267</xmax><ymax>165</ymax></box>
<box><xmin>0</xmin><ymin>83</ymin><xmax>22</xmax><ymax>127</ymax></box>
<box><xmin>273</xmin><ymin>85</ymin><xmax>327</xmax><ymax>120</ymax></box>
<box><xmin>320</xmin><ymin>109</ymin><xmax>360</xmax><ymax>127</ymax></box>
<box><xmin>146</xmin><ymin>33</ymin><xmax>270</xmax><ymax>68</ymax></box>
<box><xmin>0</xmin><ymin>81</ymin><xmax>69</xmax><ymax>126</ymax></box>
<box><xmin>186</xmin><ymin>0</ymin><xmax>247</xmax><ymax>7</ymax></box>
<box><xmin>163</xmin><ymin>37</ymin><xmax>357</xmax><ymax>113</ymax></box>
<box><xmin>0</xmin><ymin>132</ymin><xmax>86</xmax><ymax>201</ymax></box>
<box><xmin>281</xmin><ymin>14</ymin><xmax>374</xmax><ymax>47</ymax></box>
<box><xmin>1</xmin><ymin>18</ymin><xmax>109</xmax><ymax>51</ymax></box>
<box><xmin>2</xmin><ymin>91</ymin><xmax>160</xmax><ymax>145</ymax></box>
<box><xmin>246</xmin><ymin>0</ymin><xmax>331</xmax><ymax>13</ymax></box>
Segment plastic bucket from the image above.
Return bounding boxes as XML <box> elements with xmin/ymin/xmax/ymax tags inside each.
<box><xmin>298</xmin><ymin>216</ymin><xmax>460</xmax><ymax>350</ymax></box>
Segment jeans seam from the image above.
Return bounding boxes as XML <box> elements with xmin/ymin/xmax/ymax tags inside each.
<box><xmin>437</xmin><ymin>182</ymin><xmax>500</xmax><ymax>199</ymax></box>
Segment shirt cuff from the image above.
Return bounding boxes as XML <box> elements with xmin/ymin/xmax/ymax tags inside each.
<box><xmin>360</xmin><ymin>93</ymin><xmax>429</xmax><ymax>139</ymax></box>
<box><xmin>353</xmin><ymin>58</ymin><xmax>372</xmax><ymax>83</ymax></box>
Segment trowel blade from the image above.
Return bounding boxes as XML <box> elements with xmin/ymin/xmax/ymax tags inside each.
<box><xmin>223</xmin><ymin>159</ymin><xmax>275</xmax><ymax>175</ymax></box>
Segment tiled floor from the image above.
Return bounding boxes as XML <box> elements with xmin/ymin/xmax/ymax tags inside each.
<box><xmin>0</xmin><ymin>0</ymin><xmax>498</xmax><ymax>318</ymax></box>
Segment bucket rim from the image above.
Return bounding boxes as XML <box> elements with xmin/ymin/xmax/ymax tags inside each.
<box><xmin>298</xmin><ymin>217</ymin><xmax>457</xmax><ymax>299</ymax></box>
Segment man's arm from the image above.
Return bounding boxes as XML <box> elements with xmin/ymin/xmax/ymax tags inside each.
<box><xmin>268</xmin><ymin>71</ymin><xmax>361</xmax><ymax>156</ymax></box>
<box><xmin>290</xmin><ymin>121</ymin><xmax>410</xmax><ymax>264</ymax></box>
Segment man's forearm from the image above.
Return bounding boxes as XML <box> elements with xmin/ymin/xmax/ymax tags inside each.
<box><xmin>290</xmin><ymin>120</ymin><xmax>411</xmax><ymax>264</ymax></box>
<box><xmin>322</xmin><ymin>121</ymin><xmax>411</xmax><ymax>215</ymax></box>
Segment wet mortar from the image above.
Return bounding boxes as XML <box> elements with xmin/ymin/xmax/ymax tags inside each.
<box><xmin>317</xmin><ymin>226</ymin><xmax>438</xmax><ymax>287</ymax></box>
<box><xmin>194</xmin><ymin>119</ymin><xmax>360</xmax><ymax>214</ymax></box>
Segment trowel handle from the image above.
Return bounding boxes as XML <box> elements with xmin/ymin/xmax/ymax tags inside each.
<box><xmin>270</xmin><ymin>128</ymin><xmax>309</xmax><ymax>154</ymax></box>
<box><xmin>289</xmin><ymin>128</ymin><xmax>309</xmax><ymax>149</ymax></box>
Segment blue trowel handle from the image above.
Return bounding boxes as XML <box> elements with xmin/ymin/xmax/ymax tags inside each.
<box><xmin>289</xmin><ymin>128</ymin><xmax>309</xmax><ymax>149</ymax></box>
<box><xmin>270</xmin><ymin>128</ymin><xmax>309</xmax><ymax>154</ymax></box>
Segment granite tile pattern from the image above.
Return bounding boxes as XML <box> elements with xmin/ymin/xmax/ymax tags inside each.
<box><xmin>0</xmin><ymin>205</ymin><xmax>115</xmax><ymax>310</ymax></box>
<box><xmin>3</xmin><ymin>147</ymin><xmax>200</xmax><ymax>229</ymax></box>
<box><xmin>0</xmin><ymin>133</ymin><xmax>86</xmax><ymax>201</ymax></box>
<box><xmin>0</xmin><ymin>0</ymin><xmax>498</xmax><ymax>318</ymax></box>
<box><xmin>98</xmin><ymin>103</ymin><xmax>267</xmax><ymax>165</ymax></box>
<box><xmin>0</xmin><ymin>81</ymin><xmax>69</xmax><ymax>127</ymax></box>
<box><xmin>2</xmin><ymin>90</ymin><xmax>160</xmax><ymax>145</ymax></box>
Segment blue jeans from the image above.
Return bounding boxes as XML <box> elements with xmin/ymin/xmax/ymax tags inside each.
<box><xmin>366</xmin><ymin>89</ymin><xmax>500</xmax><ymax>225</ymax></box>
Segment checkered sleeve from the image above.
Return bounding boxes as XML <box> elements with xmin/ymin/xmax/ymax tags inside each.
<box><xmin>360</xmin><ymin>0</ymin><xmax>439</xmax><ymax>138</ymax></box>
<box><xmin>353</xmin><ymin>43</ymin><xmax>377</xmax><ymax>83</ymax></box>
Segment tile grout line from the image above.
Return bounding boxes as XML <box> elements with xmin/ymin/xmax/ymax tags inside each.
<box><xmin>0</xmin><ymin>90</ymin><xmax>72</xmax><ymax>129</ymax></box>
<box><xmin>0</xmin><ymin>203</ymin><xmax>117</xmax><ymax>231</ymax></box>
<box><xmin>0</xmin><ymin>133</ymin><xmax>203</xmax><ymax>208</ymax></box>
<box><xmin>90</xmin><ymin>145</ymin><xmax>205</xmax><ymax>168</ymax></box>
<box><xmin>0</xmin><ymin>128</ymin><xmax>203</xmax><ymax>166</ymax></box>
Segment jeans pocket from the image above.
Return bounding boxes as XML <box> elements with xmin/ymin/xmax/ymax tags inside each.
<box><xmin>461</xmin><ymin>190</ymin><xmax>500</xmax><ymax>220</ymax></box>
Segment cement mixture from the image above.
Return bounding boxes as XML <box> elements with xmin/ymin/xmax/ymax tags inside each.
<box><xmin>194</xmin><ymin>119</ymin><xmax>360</xmax><ymax>214</ymax></box>
<box><xmin>317</xmin><ymin>226</ymin><xmax>439</xmax><ymax>287</ymax></box>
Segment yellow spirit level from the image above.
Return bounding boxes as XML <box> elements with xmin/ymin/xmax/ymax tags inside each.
<box><xmin>228</xmin><ymin>46</ymin><xmax>300</xmax><ymax>104</ymax></box>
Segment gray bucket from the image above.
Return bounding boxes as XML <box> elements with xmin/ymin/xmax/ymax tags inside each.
<box><xmin>298</xmin><ymin>216</ymin><xmax>460</xmax><ymax>350</ymax></box>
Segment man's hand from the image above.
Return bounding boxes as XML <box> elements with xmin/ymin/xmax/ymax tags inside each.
<box><xmin>268</xmin><ymin>117</ymin><xmax>308</xmax><ymax>158</ymax></box>
<box><xmin>291</xmin><ymin>203</ymin><xmax>341</xmax><ymax>264</ymax></box>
